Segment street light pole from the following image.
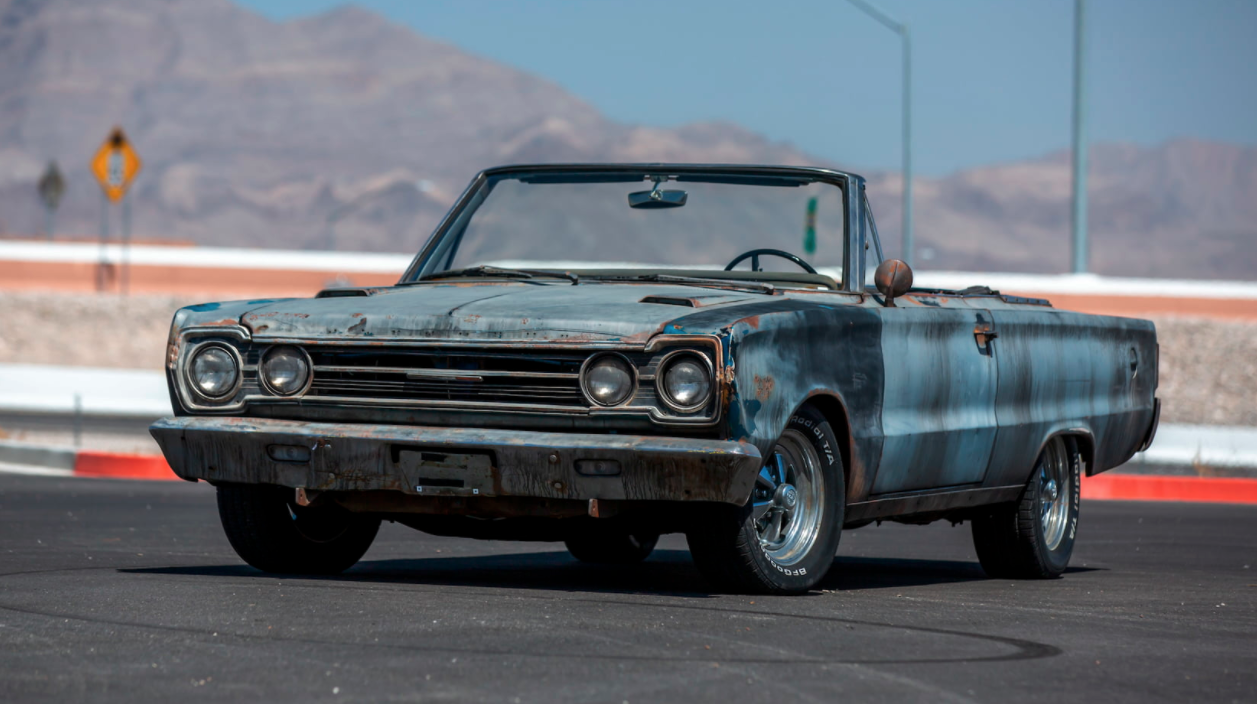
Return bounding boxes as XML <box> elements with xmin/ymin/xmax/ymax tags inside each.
<box><xmin>1070</xmin><ymin>0</ymin><xmax>1089</xmax><ymax>273</ymax></box>
<box><xmin>846</xmin><ymin>0</ymin><xmax>913</xmax><ymax>265</ymax></box>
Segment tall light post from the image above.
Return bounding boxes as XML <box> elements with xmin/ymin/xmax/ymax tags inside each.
<box><xmin>1070</xmin><ymin>0</ymin><xmax>1089</xmax><ymax>273</ymax></box>
<box><xmin>846</xmin><ymin>0</ymin><xmax>913</xmax><ymax>265</ymax></box>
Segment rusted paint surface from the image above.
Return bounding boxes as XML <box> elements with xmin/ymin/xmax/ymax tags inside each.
<box><xmin>753</xmin><ymin>374</ymin><xmax>775</xmax><ymax>402</ymax></box>
<box><xmin>150</xmin><ymin>416</ymin><xmax>762</xmax><ymax>505</ymax></box>
<box><xmin>158</xmin><ymin>276</ymin><xmax>1158</xmax><ymax>517</ymax></box>
<box><xmin>152</xmin><ymin>163</ymin><xmax>1159</xmax><ymax>525</ymax></box>
<box><xmin>979</xmin><ymin>304</ymin><xmax>1158</xmax><ymax>481</ymax></box>
<box><xmin>233</xmin><ymin>282</ymin><xmax>757</xmax><ymax>344</ymax></box>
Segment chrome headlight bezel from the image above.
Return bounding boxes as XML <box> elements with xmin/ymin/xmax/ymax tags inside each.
<box><xmin>656</xmin><ymin>350</ymin><xmax>715</xmax><ymax>413</ymax></box>
<box><xmin>580</xmin><ymin>352</ymin><xmax>638</xmax><ymax>407</ymax></box>
<box><xmin>183</xmin><ymin>342</ymin><xmax>243</xmax><ymax>402</ymax></box>
<box><xmin>259</xmin><ymin>345</ymin><xmax>313</xmax><ymax>397</ymax></box>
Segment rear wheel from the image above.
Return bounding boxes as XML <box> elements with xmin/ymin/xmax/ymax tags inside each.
<box><xmin>565</xmin><ymin>529</ymin><xmax>659</xmax><ymax>564</ymax></box>
<box><xmin>971</xmin><ymin>436</ymin><xmax>1081</xmax><ymax>579</ymax></box>
<box><xmin>686</xmin><ymin>405</ymin><xmax>845</xmax><ymax>594</ymax></box>
<box><xmin>216</xmin><ymin>484</ymin><xmax>380</xmax><ymax>575</ymax></box>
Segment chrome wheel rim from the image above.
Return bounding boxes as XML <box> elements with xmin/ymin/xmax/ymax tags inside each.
<box><xmin>752</xmin><ymin>429</ymin><xmax>825</xmax><ymax>565</ymax></box>
<box><xmin>1038</xmin><ymin>438</ymin><xmax>1070</xmax><ymax>551</ymax></box>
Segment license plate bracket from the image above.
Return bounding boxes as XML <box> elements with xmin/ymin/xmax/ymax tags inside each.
<box><xmin>395</xmin><ymin>448</ymin><xmax>496</xmax><ymax>496</ymax></box>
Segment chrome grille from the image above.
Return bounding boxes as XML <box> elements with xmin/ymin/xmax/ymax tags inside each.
<box><xmin>304</xmin><ymin>347</ymin><xmax>590</xmax><ymax>407</ymax></box>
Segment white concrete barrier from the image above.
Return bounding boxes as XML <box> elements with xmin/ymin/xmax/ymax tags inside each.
<box><xmin>0</xmin><ymin>363</ymin><xmax>1252</xmax><ymax>468</ymax></box>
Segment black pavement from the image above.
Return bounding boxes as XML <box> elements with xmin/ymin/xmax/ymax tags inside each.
<box><xmin>0</xmin><ymin>474</ymin><xmax>1253</xmax><ymax>703</ymax></box>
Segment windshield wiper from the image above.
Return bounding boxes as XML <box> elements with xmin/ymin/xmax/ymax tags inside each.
<box><xmin>581</xmin><ymin>273</ymin><xmax>775</xmax><ymax>294</ymax></box>
<box><xmin>416</xmin><ymin>265</ymin><xmax>578</xmax><ymax>285</ymax></box>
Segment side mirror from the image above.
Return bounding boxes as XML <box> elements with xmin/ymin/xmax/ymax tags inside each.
<box><xmin>874</xmin><ymin>259</ymin><xmax>913</xmax><ymax>307</ymax></box>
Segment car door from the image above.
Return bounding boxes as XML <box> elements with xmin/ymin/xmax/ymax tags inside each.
<box><xmin>871</xmin><ymin>297</ymin><xmax>1000</xmax><ymax>494</ymax></box>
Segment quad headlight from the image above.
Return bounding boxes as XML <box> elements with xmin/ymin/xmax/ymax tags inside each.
<box><xmin>260</xmin><ymin>345</ymin><xmax>311</xmax><ymax>396</ymax></box>
<box><xmin>659</xmin><ymin>353</ymin><xmax>713</xmax><ymax>411</ymax></box>
<box><xmin>581</xmin><ymin>354</ymin><xmax>636</xmax><ymax>406</ymax></box>
<box><xmin>188</xmin><ymin>344</ymin><xmax>239</xmax><ymax>399</ymax></box>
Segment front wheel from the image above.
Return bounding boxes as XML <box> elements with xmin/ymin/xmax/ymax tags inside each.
<box><xmin>216</xmin><ymin>484</ymin><xmax>381</xmax><ymax>575</ymax></box>
<box><xmin>971</xmin><ymin>435</ymin><xmax>1082</xmax><ymax>579</ymax></box>
<box><xmin>686</xmin><ymin>406</ymin><xmax>845</xmax><ymax>594</ymax></box>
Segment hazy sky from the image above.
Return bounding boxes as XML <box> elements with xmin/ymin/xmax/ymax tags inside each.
<box><xmin>239</xmin><ymin>0</ymin><xmax>1257</xmax><ymax>176</ymax></box>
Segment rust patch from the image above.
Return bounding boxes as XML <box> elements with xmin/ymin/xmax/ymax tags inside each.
<box><xmin>753</xmin><ymin>374</ymin><xmax>775</xmax><ymax>401</ymax></box>
<box><xmin>347</xmin><ymin>318</ymin><xmax>367</xmax><ymax>334</ymax></box>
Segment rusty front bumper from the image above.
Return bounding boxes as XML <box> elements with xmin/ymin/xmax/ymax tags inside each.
<box><xmin>150</xmin><ymin>417</ymin><xmax>762</xmax><ymax>505</ymax></box>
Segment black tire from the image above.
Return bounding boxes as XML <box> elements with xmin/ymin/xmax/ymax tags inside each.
<box><xmin>565</xmin><ymin>529</ymin><xmax>659</xmax><ymax>564</ymax></box>
<box><xmin>972</xmin><ymin>436</ymin><xmax>1082</xmax><ymax>579</ymax></box>
<box><xmin>686</xmin><ymin>405</ymin><xmax>845</xmax><ymax>594</ymax></box>
<box><xmin>216</xmin><ymin>483</ymin><xmax>381</xmax><ymax>575</ymax></box>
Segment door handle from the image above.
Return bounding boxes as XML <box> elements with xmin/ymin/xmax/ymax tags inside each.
<box><xmin>974</xmin><ymin>323</ymin><xmax>998</xmax><ymax>348</ymax></box>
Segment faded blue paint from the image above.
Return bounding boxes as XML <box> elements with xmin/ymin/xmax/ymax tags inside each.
<box><xmin>239</xmin><ymin>283</ymin><xmax>760</xmax><ymax>343</ymax></box>
<box><xmin>982</xmin><ymin>304</ymin><xmax>1157</xmax><ymax>481</ymax></box>
<box><xmin>872</xmin><ymin>304</ymin><xmax>999</xmax><ymax>493</ymax></box>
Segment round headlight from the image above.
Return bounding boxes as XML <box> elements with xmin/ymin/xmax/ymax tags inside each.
<box><xmin>261</xmin><ymin>346</ymin><xmax>311</xmax><ymax>396</ymax></box>
<box><xmin>661</xmin><ymin>355</ymin><xmax>712</xmax><ymax>410</ymax></box>
<box><xmin>189</xmin><ymin>345</ymin><xmax>239</xmax><ymax>399</ymax></box>
<box><xmin>582</xmin><ymin>354</ymin><xmax>635</xmax><ymax>406</ymax></box>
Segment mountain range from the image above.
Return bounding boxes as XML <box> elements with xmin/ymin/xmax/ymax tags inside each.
<box><xmin>0</xmin><ymin>0</ymin><xmax>1253</xmax><ymax>279</ymax></box>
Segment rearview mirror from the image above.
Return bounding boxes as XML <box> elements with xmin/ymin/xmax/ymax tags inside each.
<box><xmin>874</xmin><ymin>259</ymin><xmax>913</xmax><ymax>307</ymax></box>
<box><xmin>628</xmin><ymin>189</ymin><xmax>688</xmax><ymax>209</ymax></box>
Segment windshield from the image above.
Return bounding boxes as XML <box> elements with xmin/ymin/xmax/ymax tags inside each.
<box><xmin>406</xmin><ymin>168</ymin><xmax>849</xmax><ymax>286</ymax></box>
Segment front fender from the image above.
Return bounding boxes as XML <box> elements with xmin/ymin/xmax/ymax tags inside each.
<box><xmin>721</xmin><ymin>304</ymin><xmax>884</xmax><ymax>500</ymax></box>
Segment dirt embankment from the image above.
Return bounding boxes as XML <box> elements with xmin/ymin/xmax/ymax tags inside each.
<box><xmin>0</xmin><ymin>292</ymin><xmax>204</xmax><ymax>371</ymax></box>
<box><xmin>0</xmin><ymin>292</ymin><xmax>1252</xmax><ymax>426</ymax></box>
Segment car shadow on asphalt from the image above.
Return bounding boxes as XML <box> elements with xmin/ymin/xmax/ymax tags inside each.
<box><xmin>121</xmin><ymin>549</ymin><xmax>1100</xmax><ymax>597</ymax></box>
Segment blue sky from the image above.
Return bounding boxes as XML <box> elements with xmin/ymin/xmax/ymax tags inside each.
<box><xmin>239</xmin><ymin>0</ymin><xmax>1257</xmax><ymax>176</ymax></box>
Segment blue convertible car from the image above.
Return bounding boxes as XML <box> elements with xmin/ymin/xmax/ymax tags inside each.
<box><xmin>151</xmin><ymin>164</ymin><xmax>1160</xmax><ymax>594</ymax></box>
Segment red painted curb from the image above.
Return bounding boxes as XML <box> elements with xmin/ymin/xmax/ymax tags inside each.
<box><xmin>73</xmin><ymin>451</ymin><xmax>179</xmax><ymax>481</ymax></box>
<box><xmin>1083</xmin><ymin>473</ymin><xmax>1257</xmax><ymax>504</ymax></box>
<box><xmin>58</xmin><ymin>452</ymin><xmax>1257</xmax><ymax>503</ymax></box>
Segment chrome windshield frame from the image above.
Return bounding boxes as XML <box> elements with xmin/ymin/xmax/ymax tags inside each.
<box><xmin>397</xmin><ymin>164</ymin><xmax>869</xmax><ymax>294</ymax></box>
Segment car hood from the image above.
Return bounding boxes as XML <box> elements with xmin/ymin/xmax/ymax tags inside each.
<box><xmin>239</xmin><ymin>282</ymin><xmax>761</xmax><ymax>343</ymax></box>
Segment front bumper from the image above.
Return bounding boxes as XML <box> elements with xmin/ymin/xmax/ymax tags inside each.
<box><xmin>150</xmin><ymin>417</ymin><xmax>762</xmax><ymax>505</ymax></box>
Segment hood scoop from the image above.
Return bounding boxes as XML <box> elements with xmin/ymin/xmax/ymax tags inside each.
<box><xmin>316</xmin><ymin>287</ymin><xmax>386</xmax><ymax>299</ymax></box>
<box><xmin>639</xmin><ymin>294</ymin><xmax>751</xmax><ymax>308</ymax></box>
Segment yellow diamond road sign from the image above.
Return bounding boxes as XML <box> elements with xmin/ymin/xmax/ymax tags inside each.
<box><xmin>90</xmin><ymin>127</ymin><xmax>142</xmax><ymax>203</ymax></box>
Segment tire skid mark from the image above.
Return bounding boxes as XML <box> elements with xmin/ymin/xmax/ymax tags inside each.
<box><xmin>0</xmin><ymin>563</ymin><xmax>1063</xmax><ymax>666</ymax></box>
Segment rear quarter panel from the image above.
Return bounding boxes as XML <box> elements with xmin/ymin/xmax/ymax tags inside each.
<box><xmin>983</xmin><ymin>303</ymin><xmax>1157</xmax><ymax>487</ymax></box>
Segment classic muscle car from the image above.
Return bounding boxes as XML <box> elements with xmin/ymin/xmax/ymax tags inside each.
<box><xmin>151</xmin><ymin>164</ymin><xmax>1160</xmax><ymax>594</ymax></box>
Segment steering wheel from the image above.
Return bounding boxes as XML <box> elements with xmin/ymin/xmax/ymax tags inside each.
<box><xmin>724</xmin><ymin>248</ymin><xmax>818</xmax><ymax>274</ymax></box>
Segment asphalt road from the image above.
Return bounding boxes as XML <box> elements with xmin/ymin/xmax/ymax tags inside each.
<box><xmin>0</xmin><ymin>474</ymin><xmax>1253</xmax><ymax>703</ymax></box>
